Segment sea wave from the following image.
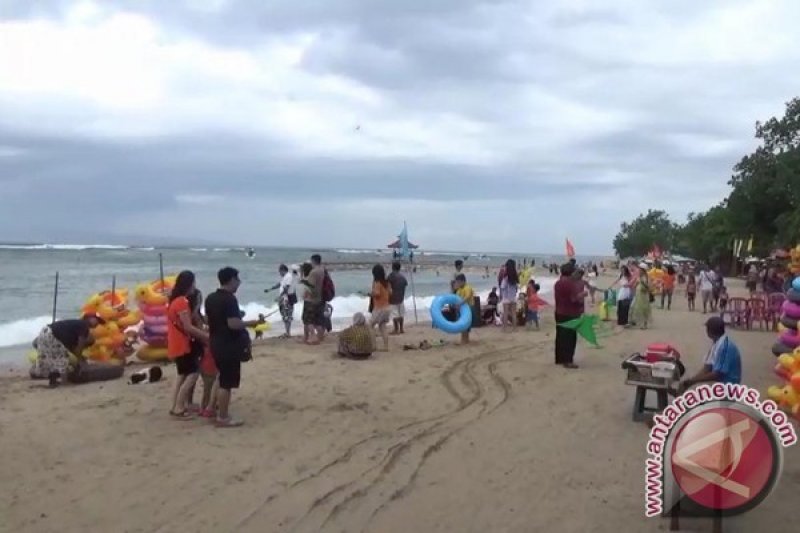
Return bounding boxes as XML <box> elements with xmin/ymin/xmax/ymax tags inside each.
<box><xmin>0</xmin><ymin>315</ymin><xmax>52</xmax><ymax>348</ymax></box>
<box><xmin>0</xmin><ymin>280</ymin><xmax>555</xmax><ymax>347</ymax></box>
<box><xmin>0</xmin><ymin>244</ymin><xmax>129</xmax><ymax>250</ymax></box>
<box><xmin>335</xmin><ymin>249</ymin><xmax>378</xmax><ymax>255</ymax></box>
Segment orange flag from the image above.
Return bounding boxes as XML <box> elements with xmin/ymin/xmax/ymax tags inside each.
<box><xmin>566</xmin><ymin>238</ymin><xmax>576</xmax><ymax>258</ymax></box>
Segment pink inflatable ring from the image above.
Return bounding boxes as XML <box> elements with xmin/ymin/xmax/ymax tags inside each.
<box><xmin>779</xmin><ymin>330</ymin><xmax>800</xmax><ymax>348</ymax></box>
<box><xmin>782</xmin><ymin>300</ymin><xmax>800</xmax><ymax>320</ymax></box>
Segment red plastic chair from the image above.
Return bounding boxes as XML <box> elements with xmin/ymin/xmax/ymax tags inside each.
<box><xmin>768</xmin><ymin>293</ymin><xmax>787</xmax><ymax>331</ymax></box>
<box><xmin>748</xmin><ymin>298</ymin><xmax>768</xmax><ymax>330</ymax></box>
<box><xmin>721</xmin><ymin>297</ymin><xmax>750</xmax><ymax>329</ymax></box>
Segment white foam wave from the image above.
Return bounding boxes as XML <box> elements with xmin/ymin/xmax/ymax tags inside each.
<box><xmin>0</xmin><ymin>244</ymin><xmax>129</xmax><ymax>250</ymax></box>
<box><xmin>238</xmin><ymin>279</ymin><xmax>555</xmax><ymax>337</ymax></box>
<box><xmin>0</xmin><ymin>315</ymin><xmax>52</xmax><ymax>348</ymax></box>
<box><xmin>189</xmin><ymin>248</ymin><xmax>209</xmax><ymax>252</ymax></box>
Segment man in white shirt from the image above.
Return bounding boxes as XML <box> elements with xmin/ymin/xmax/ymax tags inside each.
<box><xmin>267</xmin><ymin>264</ymin><xmax>297</xmax><ymax>338</ymax></box>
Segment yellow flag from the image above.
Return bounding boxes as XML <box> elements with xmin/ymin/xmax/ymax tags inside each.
<box><xmin>747</xmin><ymin>236</ymin><xmax>754</xmax><ymax>253</ymax></box>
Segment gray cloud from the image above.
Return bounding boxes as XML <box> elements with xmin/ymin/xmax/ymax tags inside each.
<box><xmin>1</xmin><ymin>0</ymin><xmax>797</xmax><ymax>254</ymax></box>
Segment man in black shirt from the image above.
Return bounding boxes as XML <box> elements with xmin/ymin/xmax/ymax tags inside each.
<box><xmin>204</xmin><ymin>266</ymin><xmax>263</xmax><ymax>427</ymax></box>
<box><xmin>387</xmin><ymin>262</ymin><xmax>409</xmax><ymax>334</ymax></box>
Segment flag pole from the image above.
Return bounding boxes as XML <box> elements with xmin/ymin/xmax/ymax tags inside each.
<box><xmin>51</xmin><ymin>271</ymin><xmax>59</xmax><ymax>322</ymax></box>
<box><xmin>110</xmin><ymin>275</ymin><xmax>116</xmax><ymax>307</ymax></box>
<box><xmin>408</xmin><ymin>256</ymin><xmax>419</xmax><ymax>325</ymax></box>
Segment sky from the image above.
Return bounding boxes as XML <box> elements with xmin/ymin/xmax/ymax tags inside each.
<box><xmin>1</xmin><ymin>0</ymin><xmax>799</xmax><ymax>255</ymax></box>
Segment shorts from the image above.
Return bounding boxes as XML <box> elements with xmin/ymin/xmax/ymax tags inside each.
<box><xmin>174</xmin><ymin>352</ymin><xmax>199</xmax><ymax>376</ymax></box>
<box><xmin>302</xmin><ymin>301</ymin><xmax>326</xmax><ymax>327</ymax></box>
<box><xmin>526</xmin><ymin>310</ymin><xmax>539</xmax><ymax>323</ymax></box>
<box><xmin>746</xmin><ymin>280</ymin><xmax>757</xmax><ymax>291</ymax></box>
<box><xmin>279</xmin><ymin>299</ymin><xmax>294</xmax><ymax>323</ymax></box>
<box><xmin>213</xmin><ymin>350</ymin><xmax>241</xmax><ymax>390</ymax></box>
<box><xmin>370</xmin><ymin>307</ymin><xmax>392</xmax><ymax>326</ymax></box>
<box><xmin>390</xmin><ymin>303</ymin><xmax>405</xmax><ymax>319</ymax></box>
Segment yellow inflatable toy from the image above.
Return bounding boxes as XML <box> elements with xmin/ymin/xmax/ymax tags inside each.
<box><xmin>250</xmin><ymin>322</ymin><xmax>272</xmax><ymax>335</ymax></box>
<box><xmin>790</xmin><ymin>245</ymin><xmax>800</xmax><ymax>275</ymax></box>
<box><xmin>648</xmin><ymin>267</ymin><xmax>665</xmax><ymax>295</ymax></box>
<box><xmin>767</xmin><ymin>346</ymin><xmax>800</xmax><ymax>420</ymax></box>
<box><xmin>79</xmin><ymin>288</ymin><xmax>140</xmax><ymax>362</ymax></box>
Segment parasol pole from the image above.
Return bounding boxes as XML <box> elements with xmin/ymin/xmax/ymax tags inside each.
<box><xmin>158</xmin><ymin>252</ymin><xmax>165</xmax><ymax>289</ymax></box>
<box><xmin>51</xmin><ymin>271</ymin><xmax>59</xmax><ymax>322</ymax></box>
<box><xmin>110</xmin><ymin>275</ymin><xmax>116</xmax><ymax>307</ymax></box>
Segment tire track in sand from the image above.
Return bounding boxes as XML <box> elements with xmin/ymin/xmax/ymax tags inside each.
<box><xmin>234</xmin><ymin>345</ymin><xmax>525</xmax><ymax>533</ymax></box>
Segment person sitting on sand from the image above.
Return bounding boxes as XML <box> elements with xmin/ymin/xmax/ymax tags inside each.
<box><xmin>30</xmin><ymin>313</ymin><xmax>105</xmax><ymax>387</ymax></box>
<box><xmin>483</xmin><ymin>288</ymin><xmax>499</xmax><ymax>324</ymax></box>
<box><xmin>369</xmin><ymin>264</ymin><xmax>392</xmax><ymax>352</ymax></box>
<box><xmin>454</xmin><ymin>273</ymin><xmax>474</xmax><ymax>344</ymax></box>
<box><xmin>337</xmin><ymin>313</ymin><xmax>375</xmax><ymax>359</ymax></box>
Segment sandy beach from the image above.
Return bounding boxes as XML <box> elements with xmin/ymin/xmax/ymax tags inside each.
<box><xmin>1</xmin><ymin>274</ymin><xmax>798</xmax><ymax>533</ymax></box>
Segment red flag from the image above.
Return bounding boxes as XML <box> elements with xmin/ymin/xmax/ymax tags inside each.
<box><xmin>566</xmin><ymin>238</ymin><xmax>576</xmax><ymax>258</ymax></box>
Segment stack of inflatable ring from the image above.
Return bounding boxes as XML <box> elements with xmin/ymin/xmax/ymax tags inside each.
<box><xmin>80</xmin><ymin>289</ymin><xmax>141</xmax><ymax>363</ymax></box>
<box><xmin>430</xmin><ymin>294</ymin><xmax>473</xmax><ymax>334</ymax></box>
<box><xmin>134</xmin><ymin>276</ymin><xmax>176</xmax><ymax>362</ymax></box>
<box><xmin>773</xmin><ymin>278</ymin><xmax>800</xmax><ymax>356</ymax></box>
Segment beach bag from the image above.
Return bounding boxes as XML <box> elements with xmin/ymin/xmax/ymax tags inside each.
<box><xmin>237</xmin><ymin>330</ymin><xmax>253</xmax><ymax>362</ymax></box>
<box><xmin>322</xmin><ymin>270</ymin><xmax>335</xmax><ymax>302</ymax></box>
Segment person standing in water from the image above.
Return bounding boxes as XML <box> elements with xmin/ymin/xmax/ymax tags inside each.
<box><xmin>266</xmin><ymin>264</ymin><xmax>297</xmax><ymax>338</ymax></box>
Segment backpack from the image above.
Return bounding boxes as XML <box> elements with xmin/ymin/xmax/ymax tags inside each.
<box><xmin>322</xmin><ymin>270</ymin><xmax>335</xmax><ymax>302</ymax></box>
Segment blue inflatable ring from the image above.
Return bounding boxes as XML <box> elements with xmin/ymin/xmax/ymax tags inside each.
<box><xmin>430</xmin><ymin>294</ymin><xmax>473</xmax><ymax>334</ymax></box>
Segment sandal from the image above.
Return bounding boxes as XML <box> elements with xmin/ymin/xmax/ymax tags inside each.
<box><xmin>169</xmin><ymin>410</ymin><xmax>195</xmax><ymax>420</ymax></box>
<box><xmin>215</xmin><ymin>417</ymin><xmax>244</xmax><ymax>428</ymax></box>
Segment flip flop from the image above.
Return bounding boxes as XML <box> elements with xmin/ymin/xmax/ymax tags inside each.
<box><xmin>169</xmin><ymin>410</ymin><xmax>194</xmax><ymax>420</ymax></box>
<box><xmin>215</xmin><ymin>417</ymin><xmax>244</xmax><ymax>428</ymax></box>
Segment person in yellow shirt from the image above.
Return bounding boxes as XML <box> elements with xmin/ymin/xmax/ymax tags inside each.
<box><xmin>454</xmin><ymin>274</ymin><xmax>475</xmax><ymax>344</ymax></box>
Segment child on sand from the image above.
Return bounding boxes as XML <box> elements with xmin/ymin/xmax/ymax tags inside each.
<box><xmin>686</xmin><ymin>274</ymin><xmax>697</xmax><ymax>311</ymax></box>
<box><xmin>454</xmin><ymin>274</ymin><xmax>474</xmax><ymax>344</ymax></box>
<box><xmin>525</xmin><ymin>280</ymin><xmax>542</xmax><ymax>330</ymax></box>
<box><xmin>199</xmin><ymin>345</ymin><xmax>218</xmax><ymax>418</ymax></box>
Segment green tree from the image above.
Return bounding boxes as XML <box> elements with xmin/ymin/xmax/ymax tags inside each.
<box><xmin>612</xmin><ymin>210</ymin><xmax>678</xmax><ymax>258</ymax></box>
<box><xmin>674</xmin><ymin>205</ymin><xmax>731</xmax><ymax>265</ymax></box>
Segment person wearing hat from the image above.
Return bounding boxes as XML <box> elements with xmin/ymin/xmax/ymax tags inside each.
<box><xmin>677</xmin><ymin>316</ymin><xmax>742</xmax><ymax>394</ymax></box>
<box><xmin>30</xmin><ymin>313</ymin><xmax>105</xmax><ymax>387</ymax></box>
<box><xmin>266</xmin><ymin>264</ymin><xmax>298</xmax><ymax>338</ymax></box>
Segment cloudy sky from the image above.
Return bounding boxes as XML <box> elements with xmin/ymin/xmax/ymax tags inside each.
<box><xmin>1</xmin><ymin>0</ymin><xmax>798</xmax><ymax>254</ymax></box>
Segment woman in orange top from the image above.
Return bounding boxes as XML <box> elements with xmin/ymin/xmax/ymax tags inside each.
<box><xmin>368</xmin><ymin>264</ymin><xmax>392</xmax><ymax>352</ymax></box>
<box><xmin>167</xmin><ymin>270</ymin><xmax>209</xmax><ymax>419</ymax></box>
<box><xmin>661</xmin><ymin>265</ymin><xmax>677</xmax><ymax>311</ymax></box>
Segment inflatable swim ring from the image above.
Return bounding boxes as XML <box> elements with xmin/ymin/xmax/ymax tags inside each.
<box><xmin>142</xmin><ymin>314</ymin><xmax>168</xmax><ymax>326</ymax></box>
<box><xmin>780</xmin><ymin>330</ymin><xmax>800</xmax><ymax>349</ymax></box>
<box><xmin>430</xmin><ymin>294</ymin><xmax>473</xmax><ymax>334</ymax></box>
<box><xmin>250</xmin><ymin>322</ymin><xmax>272</xmax><ymax>334</ymax></box>
<box><xmin>773</xmin><ymin>342</ymin><xmax>792</xmax><ymax>356</ymax></box>
<box><xmin>787</xmin><ymin>289</ymin><xmax>800</xmax><ymax>304</ymax></box>
<box><xmin>781</xmin><ymin>315</ymin><xmax>799</xmax><ymax>330</ymax></box>
<box><xmin>139</xmin><ymin>303</ymin><xmax>168</xmax><ymax>317</ymax></box>
<box><xmin>136</xmin><ymin>346</ymin><xmax>168</xmax><ymax>362</ymax></box>
<box><xmin>793</xmin><ymin>277</ymin><xmax>800</xmax><ymax>291</ymax></box>
<box><xmin>783</xmin><ymin>301</ymin><xmax>800</xmax><ymax>320</ymax></box>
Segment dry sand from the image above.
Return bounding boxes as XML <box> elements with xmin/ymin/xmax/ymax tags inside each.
<box><xmin>1</xmin><ymin>274</ymin><xmax>798</xmax><ymax>533</ymax></box>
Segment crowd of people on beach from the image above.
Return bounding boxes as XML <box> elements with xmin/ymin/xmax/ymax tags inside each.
<box><xmin>33</xmin><ymin>249</ymin><xmax>792</xmax><ymax>428</ymax></box>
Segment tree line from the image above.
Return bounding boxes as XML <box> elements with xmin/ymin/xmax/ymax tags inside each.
<box><xmin>613</xmin><ymin>98</ymin><xmax>800</xmax><ymax>266</ymax></box>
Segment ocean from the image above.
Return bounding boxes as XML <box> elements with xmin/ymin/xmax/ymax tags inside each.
<box><xmin>0</xmin><ymin>244</ymin><xmax>574</xmax><ymax>365</ymax></box>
